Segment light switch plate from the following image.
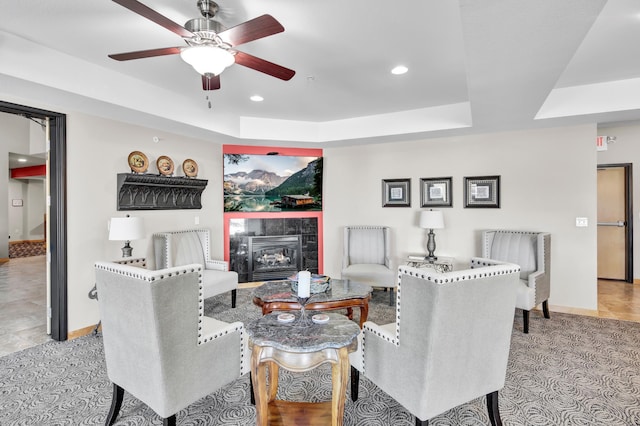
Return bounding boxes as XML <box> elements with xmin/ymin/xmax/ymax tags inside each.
<box><xmin>195</xmin><ymin>216</ymin><xmax>200</xmax><ymax>225</ymax></box>
<box><xmin>576</xmin><ymin>217</ymin><xmax>588</xmax><ymax>227</ymax></box>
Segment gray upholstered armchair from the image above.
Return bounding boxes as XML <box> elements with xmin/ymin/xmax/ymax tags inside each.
<box><xmin>341</xmin><ymin>226</ymin><xmax>395</xmax><ymax>305</ymax></box>
<box><xmin>94</xmin><ymin>261</ymin><xmax>247</xmax><ymax>426</ymax></box>
<box><xmin>481</xmin><ymin>230</ymin><xmax>551</xmax><ymax>333</ymax></box>
<box><xmin>153</xmin><ymin>229</ymin><xmax>238</xmax><ymax>307</ymax></box>
<box><xmin>350</xmin><ymin>260</ymin><xmax>520</xmax><ymax>425</ymax></box>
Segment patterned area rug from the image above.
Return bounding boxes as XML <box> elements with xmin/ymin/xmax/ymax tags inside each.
<box><xmin>2</xmin><ymin>288</ymin><xmax>640</xmax><ymax>425</ymax></box>
<box><xmin>8</xmin><ymin>240</ymin><xmax>46</xmax><ymax>258</ymax></box>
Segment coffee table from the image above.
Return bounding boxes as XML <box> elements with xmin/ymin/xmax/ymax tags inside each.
<box><xmin>246</xmin><ymin>312</ymin><xmax>360</xmax><ymax>426</ymax></box>
<box><xmin>252</xmin><ymin>279</ymin><xmax>372</xmax><ymax>328</ymax></box>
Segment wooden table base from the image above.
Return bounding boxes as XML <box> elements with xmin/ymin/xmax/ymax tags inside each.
<box><xmin>267</xmin><ymin>400</ymin><xmax>333</xmax><ymax>426</ymax></box>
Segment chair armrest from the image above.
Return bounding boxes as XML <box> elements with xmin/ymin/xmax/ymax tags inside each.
<box><xmin>470</xmin><ymin>257</ymin><xmax>512</xmax><ymax>268</ymax></box>
<box><xmin>113</xmin><ymin>257</ymin><xmax>147</xmax><ymax>268</ymax></box>
<box><xmin>363</xmin><ymin>321</ymin><xmax>398</xmax><ymax>345</ymax></box>
<box><xmin>527</xmin><ymin>269</ymin><xmax>550</xmax><ymax>305</ymax></box>
<box><xmin>205</xmin><ymin>259</ymin><xmax>229</xmax><ymax>271</ymax></box>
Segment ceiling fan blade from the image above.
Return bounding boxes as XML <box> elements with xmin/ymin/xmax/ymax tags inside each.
<box><xmin>112</xmin><ymin>0</ymin><xmax>193</xmax><ymax>38</ymax></box>
<box><xmin>109</xmin><ymin>47</ymin><xmax>182</xmax><ymax>61</ymax></box>
<box><xmin>219</xmin><ymin>15</ymin><xmax>284</xmax><ymax>47</ymax></box>
<box><xmin>234</xmin><ymin>51</ymin><xmax>295</xmax><ymax>81</ymax></box>
<box><xmin>202</xmin><ymin>74</ymin><xmax>221</xmax><ymax>90</ymax></box>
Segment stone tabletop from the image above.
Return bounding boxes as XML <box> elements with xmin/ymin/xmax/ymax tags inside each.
<box><xmin>253</xmin><ymin>279</ymin><xmax>372</xmax><ymax>304</ymax></box>
<box><xmin>246</xmin><ymin>312</ymin><xmax>361</xmax><ymax>353</ymax></box>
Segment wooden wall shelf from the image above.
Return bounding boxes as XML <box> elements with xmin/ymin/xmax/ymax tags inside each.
<box><xmin>117</xmin><ymin>173</ymin><xmax>208</xmax><ymax>210</ymax></box>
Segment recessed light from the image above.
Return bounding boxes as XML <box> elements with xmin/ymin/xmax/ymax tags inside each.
<box><xmin>391</xmin><ymin>65</ymin><xmax>408</xmax><ymax>75</ymax></box>
<box><xmin>18</xmin><ymin>158</ymin><xmax>27</xmax><ymax>162</ymax></box>
<box><xmin>250</xmin><ymin>95</ymin><xmax>264</xmax><ymax>102</ymax></box>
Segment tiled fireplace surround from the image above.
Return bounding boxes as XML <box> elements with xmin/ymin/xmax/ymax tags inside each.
<box><xmin>227</xmin><ymin>216</ymin><xmax>321</xmax><ymax>283</ymax></box>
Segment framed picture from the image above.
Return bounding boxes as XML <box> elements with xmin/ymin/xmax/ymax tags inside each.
<box><xmin>223</xmin><ymin>153</ymin><xmax>323</xmax><ymax>212</ymax></box>
<box><xmin>382</xmin><ymin>178</ymin><xmax>411</xmax><ymax>207</ymax></box>
<box><xmin>420</xmin><ymin>177</ymin><xmax>452</xmax><ymax>207</ymax></box>
<box><xmin>464</xmin><ymin>175</ymin><xmax>500</xmax><ymax>208</ymax></box>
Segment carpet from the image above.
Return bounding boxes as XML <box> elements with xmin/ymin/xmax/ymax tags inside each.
<box><xmin>2</xmin><ymin>288</ymin><xmax>640</xmax><ymax>425</ymax></box>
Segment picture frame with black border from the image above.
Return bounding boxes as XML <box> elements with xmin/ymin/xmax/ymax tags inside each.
<box><xmin>420</xmin><ymin>177</ymin><xmax>452</xmax><ymax>207</ymax></box>
<box><xmin>382</xmin><ymin>178</ymin><xmax>411</xmax><ymax>207</ymax></box>
<box><xmin>464</xmin><ymin>175</ymin><xmax>500</xmax><ymax>208</ymax></box>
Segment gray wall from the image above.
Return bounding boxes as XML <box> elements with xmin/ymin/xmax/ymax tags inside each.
<box><xmin>596</xmin><ymin>123</ymin><xmax>640</xmax><ymax>280</ymax></box>
<box><xmin>0</xmin><ymin>113</ymin><xmax>30</xmax><ymax>258</ymax></box>
<box><xmin>1</xmin><ymin>106</ymin><xmax>604</xmax><ymax>331</ymax></box>
<box><xmin>323</xmin><ymin>124</ymin><xmax>598</xmax><ymax>310</ymax></box>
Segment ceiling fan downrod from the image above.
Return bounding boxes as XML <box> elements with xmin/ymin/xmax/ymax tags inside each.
<box><xmin>197</xmin><ymin>0</ymin><xmax>219</xmax><ymax>18</ymax></box>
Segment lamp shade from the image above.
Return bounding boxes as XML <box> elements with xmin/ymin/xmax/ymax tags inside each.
<box><xmin>180</xmin><ymin>45</ymin><xmax>235</xmax><ymax>76</ymax></box>
<box><xmin>109</xmin><ymin>216</ymin><xmax>145</xmax><ymax>241</ymax></box>
<box><xmin>419</xmin><ymin>210</ymin><xmax>444</xmax><ymax>230</ymax></box>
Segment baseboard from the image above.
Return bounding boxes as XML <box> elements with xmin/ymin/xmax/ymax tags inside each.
<box><xmin>546</xmin><ymin>304</ymin><xmax>599</xmax><ymax>318</ymax></box>
<box><xmin>0</xmin><ymin>257</ymin><xmax>8</xmax><ymax>264</ymax></box>
<box><xmin>68</xmin><ymin>324</ymin><xmax>100</xmax><ymax>340</ymax></box>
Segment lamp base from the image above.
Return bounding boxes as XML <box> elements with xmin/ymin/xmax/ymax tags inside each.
<box><xmin>425</xmin><ymin>229</ymin><xmax>437</xmax><ymax>262</ymax></box>
<box><xmin>121</xmin><ymin>241</ymin><xmax>133</xmax><ymax>258</ymax></box>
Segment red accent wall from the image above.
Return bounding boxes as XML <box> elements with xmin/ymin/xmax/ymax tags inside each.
<box><xmin>222</xmin><ymin>145</ymin><xmax>324</xmax><ymax>274</ymax></box>
<box><xmin>11</xmin><ymin>165</ymin><xmax>46</xmax><ymax>178</ymax></box>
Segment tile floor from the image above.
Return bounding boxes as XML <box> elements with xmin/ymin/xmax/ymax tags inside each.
<box><xmin>1</xmin><ymin>256</ymin><xmax>640</xmax><ymax>356</ymax></box>
<box><xmin>0</xmin><ymin>255</ymin><xmax>51</xmax><ymax>357</ymax></box>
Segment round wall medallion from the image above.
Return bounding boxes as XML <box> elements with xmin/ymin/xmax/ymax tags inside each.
<box><xmin>128</xmin><ymin>151</ymin><xmax>148</xmax><ymax>173</ymax></box>
<box><xmin>183</xmin><ymin>159</ymin><xmax>198</xmax><ymax>177</ymax></box>
<box><xmin>157</xmin><ymin>156</ymin><xmax>174</xmax><ymax>176</ymax></box>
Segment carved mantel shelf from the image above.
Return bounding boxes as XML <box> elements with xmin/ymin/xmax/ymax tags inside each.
<box><xmin>117</xmin><ymin>173</ymin><xmax>208</xmax><ymax>210</ymax></box>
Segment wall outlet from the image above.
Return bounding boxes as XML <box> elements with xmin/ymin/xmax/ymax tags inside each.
<box><xmin>576</xmin><ymin>217</ymin><xmax>588</xmax><ymax>227</ymax></box>
<box><xmin>195</xmin><ymin>216</ymin><xmax>200</xmax><ymax>225</ymax></box>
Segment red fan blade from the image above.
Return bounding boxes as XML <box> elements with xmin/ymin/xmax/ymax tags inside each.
<box><xmin>112</xmin><ymin>0</ymin><xmax>193</xmax><ymax>38</ymax></box>
<box><xmin>109</xmin><ymin>47</ymin><xmax>182</xmax><ymax>61</ymax></box>
<box><xmin>218</xmin><ymin>15</ymin><xmax>284</xmax><ymax>47</ymax></box>
<box><xmin>234</xmin><ymin>51</ymin><xmax>295</xmax><ymax>81</ymax></box>
<box><xmin>202</xmin><ymin>74</ymin><xmax>221</xmax><ymax>90</ymax></box>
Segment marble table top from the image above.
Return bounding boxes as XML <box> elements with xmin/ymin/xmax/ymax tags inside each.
<box><xmin>246</xmin><ymin>312</ymin><xmax>361</xmax><ymax>353</ymax></box>
<box><xmin>253</xmin><ymin>279</ymin><xmax>372</xmax><ymax>304</ymax></box>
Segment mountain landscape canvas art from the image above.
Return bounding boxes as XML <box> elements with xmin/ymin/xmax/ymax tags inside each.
<box><xmin>223</xmin><ymin>154</ymin><xmax>323</xmax><ymax>212</ymax></box>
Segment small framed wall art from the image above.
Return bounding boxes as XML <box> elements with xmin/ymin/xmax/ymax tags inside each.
<box><xmin>420</xmin><ymin>177</ymin><xmax>452</xmax><ymax>207</ymax></box>
<box><xmin>464</xmin><ymin>175</ymin><xmax>500</xmax><ymax>208</ymax></box>
<box><xmin>382</xmin><ymin>178</ymin><xmax>411</xmax><ymax>207</ymax></box>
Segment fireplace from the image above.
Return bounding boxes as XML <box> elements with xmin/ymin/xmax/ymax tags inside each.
<box><xmin>228</xmin><ymin>217</ymin><xmax>319</xmax><ymax>283</ymax></box>
<box><xmin>248</xmin><ymin>235</ymin><xmax>302</xmax><ymax>281</ymax></box>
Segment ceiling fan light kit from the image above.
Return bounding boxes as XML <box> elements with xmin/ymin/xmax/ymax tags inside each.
<box><xmin>180</xmin><ymin>45</ymin><xmax>234</xmax><ymax>76</ymax></box>
<box><xmin>109</xmin><ymin>0</ymin><xmax>295</xmax><ymax>91</ymax></box>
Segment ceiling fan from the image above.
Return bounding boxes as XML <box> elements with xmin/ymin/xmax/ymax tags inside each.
<box><xmin>108</xmin><ymin>0</ymin><xmax>296</xmax><ymax>90</ymax></box>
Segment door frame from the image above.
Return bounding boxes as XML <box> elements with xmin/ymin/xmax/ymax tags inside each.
<box><xmin>598</xmin><ymin>163</ymin><xmax>633</xmax><ymax>283</ymax></box>
<box><xmin>1</xmin><ymin>100</ymin><xmax>67</xmax><ymax>341</ymax></box>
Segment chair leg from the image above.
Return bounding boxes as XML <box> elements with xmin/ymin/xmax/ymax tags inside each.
<box><xmin>231</xmin><ymin>289</ymin><xmax>237</xmax><ymax>308</ymax></box>
<box><xmin>163</xmin><ymin>415</ymin><xmax>176</xmax><ymax>426</ymax></box>
<box><xmin>486</xmin><ymin>390</ymin><xmax>503</xmax><ymax>426</ymax></box>
<box><xmin>542</xmin><ymin>300</ymin><xmax>550</xmax><ymax>319</ymax></box>
<box><xmin>522</xmin><ymin>310</ymin><xmax>530</xmax><ymax>334</ymax></box>
<box><xmin>350</xmin><ymin>366</ymin><xmax>359</xmax><ymax>402</ymax></box>
<box><xmin>250</xmin><ymin>372</ymin><xmax>255</xmax><ymax>405</ymax></box>
<box><xmin>389</xmin><ymin>288</ymin><xmax>394</xmax><ymax>306</ymax></box>
<box><xmin>105</xmin><ymin>383</ymin><xmax>124</xmax><ymax>426</ymax></box>
<box><xmin>415</xmin><ymin>417</ymin><xmax>428</xmax><ymax>426</ymax></box>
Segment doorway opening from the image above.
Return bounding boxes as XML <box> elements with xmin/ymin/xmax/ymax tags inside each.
<box><xmin>597</xmin><ymin>163</ymin><xmax>633</xmax><ymax>283</ymax></box>
<box><xmin>0</xmin><ymin>100</ymin><xmax>67</xmax><ymax>341</ymax></box>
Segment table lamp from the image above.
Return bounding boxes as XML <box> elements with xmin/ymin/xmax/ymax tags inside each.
<box><xmin>419</xmin><ymin>210</ymin><xmax>444</xmax><ymax>261</ymax></box>
<box><xmin>109</xmin><ymin>215</ymin><xmax>145</xmax><ymax>257</ymax></box>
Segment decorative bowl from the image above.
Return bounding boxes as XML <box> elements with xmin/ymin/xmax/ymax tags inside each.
<box><xmin>289</xmin><ymin>274</ymin><xmax>331</xmax><ymax>294</ymax></box>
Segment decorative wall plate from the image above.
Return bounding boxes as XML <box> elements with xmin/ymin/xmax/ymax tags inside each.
<box><xmin>157</xmin><ymin>156</ymin><xmax>174</xmax><ymax>176</ymax></box>
<box><xmin>183</xmin><ymin>159</ymin><xmax>198</xmax><ymax>177</ymax></box>
<box><xmin>128</xmin><ymin>151</ymin><xmax>148</xmax><ymax>173</ymax></box>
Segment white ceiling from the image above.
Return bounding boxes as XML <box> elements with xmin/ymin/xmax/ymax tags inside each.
<box><xmin>1</xmin><ymin>0</ymin><xmax>640</xmax><ymax>147</ymax></box>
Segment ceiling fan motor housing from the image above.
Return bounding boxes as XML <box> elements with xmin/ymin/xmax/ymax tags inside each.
<box><xmin>185</xmin><ymin>17</ymin><xmax>226</xmax><ymax>37</ymax></box>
